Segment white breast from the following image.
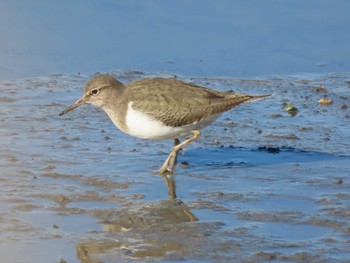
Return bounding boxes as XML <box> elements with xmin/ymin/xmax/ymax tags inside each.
<box><xmin>125</xmin><ymin>102</ymin><xmax>221</xmax><ymax>140</ymax></box>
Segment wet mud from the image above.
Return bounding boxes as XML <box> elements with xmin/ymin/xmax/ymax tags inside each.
<box><xmin>0</xmin><ymin>71</ymin><xmax>350</xmax><ymax>262</ymax></box>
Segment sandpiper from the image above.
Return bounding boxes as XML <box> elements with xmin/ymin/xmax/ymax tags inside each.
<box><xmin>59</xmin><ymin>74</ymin><xmax>271</xmax><ymax>174</ymax></box>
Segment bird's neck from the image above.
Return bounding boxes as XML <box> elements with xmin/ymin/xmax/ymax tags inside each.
<box><xmin>101</xmin><ymin>90</ymin><xmax>129</xmax><ymax>134</ymax></box>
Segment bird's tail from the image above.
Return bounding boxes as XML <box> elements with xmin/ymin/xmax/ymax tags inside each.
<box><xmin>246</xmin><ymin>94</ymin><xmax>273</xmax><ymax>103</ymax></box>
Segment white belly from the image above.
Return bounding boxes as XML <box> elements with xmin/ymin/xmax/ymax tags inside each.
<box><xmin>125</xmin><ymin>102</ymin><xmax>221</xmax><ymax>140</ymax></box>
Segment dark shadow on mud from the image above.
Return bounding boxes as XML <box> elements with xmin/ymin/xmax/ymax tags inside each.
<box><xmin>189</xmin><ymin>146</ymin><xmax>350</xmax><ymax>169</ymax></box>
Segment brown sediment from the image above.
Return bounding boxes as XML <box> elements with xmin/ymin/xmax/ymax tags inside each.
<box><xmin>0</xmin><ymin>72</ymin><xmax>349</xmax><ymax>262</ymax></box>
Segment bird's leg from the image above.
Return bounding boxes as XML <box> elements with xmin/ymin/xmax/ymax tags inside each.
<box><xmin>174</xmin><ymin>138</ymin><xmax>185</xmax><ymax>155</ymax></box>
<box><xmin>155</xmin><ymin>130</ymin><xmax>201</xmax><ymax>175</ymax></box>
<box><xmin>168</xmin><ymin>130</ymin><xmax>201</xmax><ymax>172</ymax></box>
<box><xmin>171</xmin><ymin>138</ymin><xmax>180</xmax><ymax>171</ymax></box>
<box><xmin>173</xmin><ymin>130</ymin><xmax>201</xmax><ymax>152</ymax></box>
<box><xmin>154</xmin><ymin>140</ymin><xmax>181</xmax><ymax>175</ymax></box>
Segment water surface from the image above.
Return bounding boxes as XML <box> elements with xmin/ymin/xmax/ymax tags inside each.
<box><xmin>0</xmin><ymin>71</ymin><xmax>349</xmax><ymax>262</ymax></box>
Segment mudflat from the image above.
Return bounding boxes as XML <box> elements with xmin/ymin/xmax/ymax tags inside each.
<box><xmin>0</xmin><ymin>70</ymin><xmax>349</xmax><ymax>262</ymax></box>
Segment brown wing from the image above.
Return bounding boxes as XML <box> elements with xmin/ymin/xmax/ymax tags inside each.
<box><xmin>126</xmin><ymin>78</ymin><xmax>271</xmax><ymax>127</ymax></box>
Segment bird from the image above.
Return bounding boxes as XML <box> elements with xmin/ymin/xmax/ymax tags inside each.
<box><xmin>59</xmin><ymin>74</ymin><xmax>272</xmax><ymax>174</ymax></box>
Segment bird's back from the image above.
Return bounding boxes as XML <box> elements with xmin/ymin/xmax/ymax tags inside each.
<box><xmin>125</xmin><ymin>78</ymin><xmax>270</xmax><ymax>127</ymax></box>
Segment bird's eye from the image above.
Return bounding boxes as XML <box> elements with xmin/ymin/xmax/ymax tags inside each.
<box><xmin>90</xmin><ymin>89</ymin><xmax>99</xmax><ymax>95</ymax></box>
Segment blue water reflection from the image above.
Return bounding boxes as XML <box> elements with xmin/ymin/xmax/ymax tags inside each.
<box><xmin>0</xmin><ymin>0</ymin><xmax>349</xmax><ymax>79</ymax></box>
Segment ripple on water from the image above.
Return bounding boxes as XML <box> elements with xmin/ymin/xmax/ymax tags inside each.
<box><xmin>255</xmin><ymin>221</ymin><xmax>331</xmax><ymax>241</ymax></box>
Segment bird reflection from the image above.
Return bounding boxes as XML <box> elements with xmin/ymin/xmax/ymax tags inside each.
<box><xmin>76</xmin><ymin>198</ymin><xmax>197</xmax><ymax>260</ymax></box>
<box><xmin>161</xmin><ymin>172</ymin><xmax>177</xmax><ymax>201</ymax></box>
<box><xmin>76</xmin><ymin>167</ymin><xmax>197</xmax><ymax>261</ymax></box>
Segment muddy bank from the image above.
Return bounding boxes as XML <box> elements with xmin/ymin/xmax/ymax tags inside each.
<box><xmin>0</xmin><ymin>71</ymin><xmax>349</xmax><ymax>262</ymax></box>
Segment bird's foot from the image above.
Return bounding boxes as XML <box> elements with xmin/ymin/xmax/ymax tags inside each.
<box><xmin>153</xmin><ymin>167</ymin><xmax>172</xmax><ymax>175</ymax></box>
<box><xmin>153</xmin><ymin>150</ymin><xmax>177</xmax><ymax>175</ymax></box>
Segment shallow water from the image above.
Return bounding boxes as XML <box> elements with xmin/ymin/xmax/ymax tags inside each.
<box><xmin>1</xmin><ymin>71</ymin><xmax>350</xmax><ymax>262</ymax></box>
<box><xmin>1</xmin><ymin>1</ymin><xmax>349</xmax><ymax>79</ymax></box>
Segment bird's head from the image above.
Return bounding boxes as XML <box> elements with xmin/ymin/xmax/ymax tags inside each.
<box><xmin>59</xmin><ymin>74</ymin><xmax>123</xmax><ymax>116</ymax></box>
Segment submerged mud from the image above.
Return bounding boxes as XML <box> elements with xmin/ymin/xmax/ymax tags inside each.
<box><xmin>0</xmin><ymin>71</ymin><xmax>349</xmax><ymax>262</ymax></box>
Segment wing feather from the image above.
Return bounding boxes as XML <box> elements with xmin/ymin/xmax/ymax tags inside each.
<box><xmin>126</xmin><ymin>78</ymin><xmax>270</xmax><ymax>127</ymax></box>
